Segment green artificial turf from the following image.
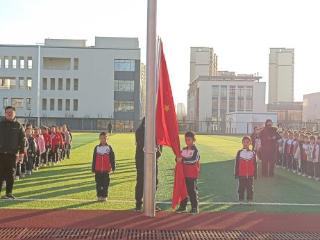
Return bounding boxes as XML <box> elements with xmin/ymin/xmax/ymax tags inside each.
<box><xmin>1</xmin><ymin>133</ymin><xmax>320</xmax><ymax>213</ymax></box>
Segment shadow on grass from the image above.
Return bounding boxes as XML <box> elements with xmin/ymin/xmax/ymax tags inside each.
<box><xmin>158</xmin><ymin>159</ymin><xmax>320</xmax><ymax>213</ymax></box>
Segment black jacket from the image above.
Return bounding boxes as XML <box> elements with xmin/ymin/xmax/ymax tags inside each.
<box><xmin>0</xmin><ymin>118</ymin><xmax>25</xmax><ymax>155</ymax></box>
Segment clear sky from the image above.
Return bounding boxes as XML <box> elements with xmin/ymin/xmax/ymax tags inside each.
<box><xmin>1</xmin><ymin>0</ymin><xmax>320</xmax><ymax>105</ymax></box>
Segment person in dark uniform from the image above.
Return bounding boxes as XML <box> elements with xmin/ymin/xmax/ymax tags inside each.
<box><xmin>259</xmin><ymin>119</ymin><xmax>281</xmax><ymax>177</ymax></box>
<box><xmin>135</xmin><ymin>117</ymin><xmax>162</xmax><ymax>211</ymax></box>
<box><xmin>0</xmin><ymin>106</ymin><xmax>25</xmax><ymax>199</ymax></box>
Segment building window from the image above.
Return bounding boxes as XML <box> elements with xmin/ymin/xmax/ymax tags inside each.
<box><xmin>58</xmin><ymin>78</ymin><xmax>63</xmax><ymax>90</ymax></box>
<box><xmin>50</xmin><ymin>78</ymin><xmax>55</xmax><ymax>90</ymax></box>
<box><xmin>42</xmin><ymin>78</ymin><xmax>47</xmax><ymax>90</ymax></box>
<box><xmin>74</xmin><ymin>58</ymin><xmax>79</xmax><ymax>70</ymax></box>
<box><xmin>12</xmin><ymin>57</ymin><xmax>17</xmax><ymax>69</ymax></box>
<box><xmin>19</xmin><ymin>57</ymin><xmax>25</xmax><ymax>69</ymax></box>
<box><xmin>3</xmin><ymin>97</ymin><xmax>9</xmax><ymax>108</ymax></box>
<box><xmin>43</xmin><ymin>57</ymin><xmax>71</xmax><ymax>70</ymax></box>
<box><xmin>58</xmin><ymin>99</ymin><xmax>63</xmax><ymax>111</ymax></box>
<box><xmin>50</xmin><ymin>99</ymin><xmax>55</xmax><ymax>111</ymax></box>
<box><xmin>4</xmin><ymin>56</ymin><xmax>9</xmax><ymax>69</ymax></box>
<box><xmin>19</xmin><ymin>77</ymin><xmax>25</xmax><ymax>89</ymax></box>
<box><xmin>26</xmin><ymin>98</ymin><xmax>32</xmax><ymax>110</ymax></box>
<box><xmin>73</xmin><ymin>78</ymin><xmax>79</xmax><ymax>91</ymax></box>
<box><xmin>114</xmin><ymin>59</ymin><xmax>135</xmax><ymax>71</ymax></box>
<box><xmin>27</xmin><ymin>57</ymin><xmax>32</xmax><ymax>69</ymax></box>
<box><xmin>114</xmin><ymin>80</ymin><xmax>134</xmax><ymax>92</ymax></box>
<box><xmin>66</xmin><ymin>78</ymin><xmax>71</xmax><ymax>90</ymax></box>
<box><xmin>42</xmin><ymin>99</ymin><xmax>47</xmax><ymax>111</ymax></box>
<box><xmin>238</xmin><ymin>86</ymin><xmax>245</xmax><ymax>111</ymax></box>
<box><xmin>11</xmin><ymin>98</ymin><xmax>24</xmax><ymax>109</ymax></box>
<box><xmin>73</xmin><ymin>99</ymin><xmax>78</xmax><ymax>111</ymax></box>
<box><xmin>229</xmin><ymin>85</ymin><xmax>236</xmax><ymax>112</ymax></box>
<box><xmin>212</xmin><ymin>85</ymin><xmax>219</xmax><ymax>97</ymax></box>
<box><xmin>27</xmin><ymin>78</ymin><xmax>32</xmax><ymax>90</ymax></box>
<box><xmin>66</xmin><ymin>99</ymin><xmax>70</xmax><ymax>111</ymax></box>
<box><xmin>114</xmin><ymin>101</ymin><xmax>134</xmax><ymax>112</ymax></box>
<box><xmin>220</xmin><ymin>85</ymin><xmax>227</xmax><ymax>120</ymax></box>
<box><xmin>10</xmin><ymin>79</ymin><xmax>16</xmax><ymax>89</ymax></box>
<box><xmin>212</xmin><ymin>85</ymin><xmax>219</xmax><ymax>121</ymax></box>
<box><xmin>0</xmin><ymin>79</ymin><xmax>10</xmax><ymax>89</ymax></box>
<box><xmin>246</xmin><ymin>86</ymin><xmax>253</xmax><ymax>111</ymax></box>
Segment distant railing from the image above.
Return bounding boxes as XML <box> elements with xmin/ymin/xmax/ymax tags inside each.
<box><xmin>8</xmin><ymin>116</ymin><xmax>320</xmax><ymax>134</ymax></box>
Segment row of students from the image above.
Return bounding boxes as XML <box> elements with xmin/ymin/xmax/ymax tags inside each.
<box><xmin>277</xmin><ymin>131</ymin><xmax>320</xmax><ymax>180</ymax></box>
<box><xmin>15</xmin><ymin>124</ymin><xmax>72</xmax><ymax>180</ymax></box>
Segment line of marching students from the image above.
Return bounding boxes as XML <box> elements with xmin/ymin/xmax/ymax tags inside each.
<box><xmin>15</xmin><ymin>124</ymin><xmax>72</xmax><ymax>180</ymax></box>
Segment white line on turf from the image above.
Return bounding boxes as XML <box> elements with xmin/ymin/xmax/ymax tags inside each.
<box><xmin>1</xmin><ymin>198</ymin><xmax>320</xmax><ymax>207</ymax></box>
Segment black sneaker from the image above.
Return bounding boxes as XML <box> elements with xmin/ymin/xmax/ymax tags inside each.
<box><xmin>135</xmin><ymin>205</ymin><xmax>142</xmax><ymax>212</ymax></box>
<box><xmin>175</xmin><ymin>207</ymin><xmax>187</xmax><ymax>213</ymax></box>
<box><xmin>3</xmin><ymin>194</ymin><xmax>16</xmax><ymax>200</ymax></box>
<box><xmin>190</xmin><ymin>208</ymin><xmax>199</xmax><ymax>215</ymax></box>
<box><xmin>155</xmin><ymin>205</ymin><xmax>162</xmax><ymax>212</ymax></box>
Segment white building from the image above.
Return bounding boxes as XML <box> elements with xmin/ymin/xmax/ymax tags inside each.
<box><xmin>303</xmin><ymin>92</ymin><xmax>320</xmax><ymax>122</ymax></box>
<box><xmin>226</xmin><ymin>112</ymin><xmax>277</xmax><ymax>134</ymax></box>
<box><xmin>190</xmin><ymin>47</ymin><xmax>218</xmax><ymax>83</ymax></box>
<box><xmin>187</xmin><ymin>71</ymin><xmax>266</xmax><ymax>132</ymax></box>
<box><xmin>0</xmin><ymin>37</ymin><xmax>141</xmax><ymax>130</ymax></box>
<box><xmin>269</xmin><ymin>48</ymin><xmax>294</xmax><ymax>103</ymax></box>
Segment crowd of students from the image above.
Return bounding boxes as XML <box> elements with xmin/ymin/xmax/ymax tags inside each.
<box><xmin>252</xmin><ymin>127</ymin><xmax>320</xmax><ymax>181</ymax></box>
<box><xmin>15</xmin><ymin>124</ymin><xmax>73</xmax><ymax>180</ymax></box>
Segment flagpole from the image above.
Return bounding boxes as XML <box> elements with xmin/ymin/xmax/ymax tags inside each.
<box><xmin>144</xmin><ymin>0</ymin><xmax>157</xmax><ymax>217</ymax></box>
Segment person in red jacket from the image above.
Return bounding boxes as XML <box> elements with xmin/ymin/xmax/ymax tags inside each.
<box><xmin>42</xmin><ymin>126</ymin><xmax>52</xmax><ymax>166</ymax></box>
<box><xmin>56</xmin><ymin>127</ymin><xmax>64</xmax><ymax>162</ymax></box>
<box><xmin>176</xmin><ymin>131</ymin><xmax>200</xmax><ymax>214</ymax></box>
<box><xmin>92</xmin><ymin>132</ymin><xmax>115</xmax><ymax>201</ymax></box>
<box><xmin>50</xmin><ymin>126</ymin><xmax>61</xmax><ymax>165</ymax></box>
<box><xmin>235</xmin><ymin>136</ymin><xmax>257</xmax><ymax>204</ymax></box>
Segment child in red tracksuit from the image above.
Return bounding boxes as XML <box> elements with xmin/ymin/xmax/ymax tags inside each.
<box><xmin>92</xmin><ymin>132</ymin><xmax>115</xmax><ymax>201</ymax></box>
<box><xmin>235</xmin><ymin>136</ymin><xmax>257</xmax><ymax>204</ymax></box>
<box><xmin>50</xmin><ymin>126</ymin><xmax>61</xmax><ymax>165</ymax></box>
<box><xmin>176</xmin><ymin>131</ymin><xmax>200</xmax><ymax>214</ymax></box>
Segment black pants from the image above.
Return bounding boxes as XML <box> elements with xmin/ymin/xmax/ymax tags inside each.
<box><xmin>301</xmin><ymin>161</ymin><xmax>307</xmax><ymax>175</ymax></box>
<box><xmin>180</xmin><ymin>178</ymin><xmax>198</xmax><ymax>209</ymax></box>
<box><xmin>26</xmin><ymin>156</ymin><xmax>34</xmax><ymax>172</ymax></box>
<box><xmin>315</xmin><ymin>162</ymin><xmax>320</xmax><ymax>178</ymax></box>
<box><xmin>95</xmin><ymin>172</ymin><xmax>110</xmax><ymax>198</ymax></box>
<box><xmin>307</xmin><ymin>161</ymin><xmax>314</xmax><ymax>177</ymax></box>
<box><xmin>0</xmin><ymin>153</ymin><xmax>16</xmax><ymax>195</ymax></box>
<box><xmin>65</xmin><ymin>144</ymin><xmax>71</xmax><ymax>159</ymax></box>
<box><xmin>287</xmin><ymin>155</ymin><xmax>293</xmax><ymax>170</ymax></box>
<box><xmin>135</xmin><ymin>158</ymin><xmax>159</xmax><ymax>208</ymax></box>
<box><xmin>238</xmin><ymin>177</ymin><xmax>254</xmax><ymax>201</ymax></box>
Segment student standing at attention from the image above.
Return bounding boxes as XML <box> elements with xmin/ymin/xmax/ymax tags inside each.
<box><xmin>92</xmin><ymin>132</ymin><xmax>115</xmax><ymax>202</ymax></box>
<box><xmin>234</xmin><ymin>136</ymin><xmax>257</xmax><ymax>204</ymax></box>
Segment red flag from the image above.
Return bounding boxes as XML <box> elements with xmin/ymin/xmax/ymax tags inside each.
<box><xmin>156</xmin><ymin>41</ymin><xmax>187</xmax><ymax>209</ymax></box>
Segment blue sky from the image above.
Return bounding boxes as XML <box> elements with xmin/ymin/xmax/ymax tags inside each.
<box><xmin>1</xmin><ymin>0</ymin><xmax>320</xmax><ymax>105</ymax></box>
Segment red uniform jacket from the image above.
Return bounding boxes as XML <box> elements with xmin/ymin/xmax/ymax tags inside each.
<box><xmin>92</xmin><ymin>144</ymin><xmax>115</xmax><ymax>173</ymax></box>
<box><xmin>43</xmin><ymin>133</ymin><xmax>52</xmax><ymax>149</ymax></box>
<box><xmin>235</xmin><ymin>149</ymin><xmax>257</xmax><ymax>178</ymax></box>
<box><xmin>181</xmin><ymin>145</ymin><xmax>200</xmax><ymax>179</ymax></box>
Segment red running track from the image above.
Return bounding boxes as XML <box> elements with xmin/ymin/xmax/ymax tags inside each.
<box><xmin>1</xmin><ymin>209</ymin><xmax>320</xmax><ymax>233</ymax></box>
